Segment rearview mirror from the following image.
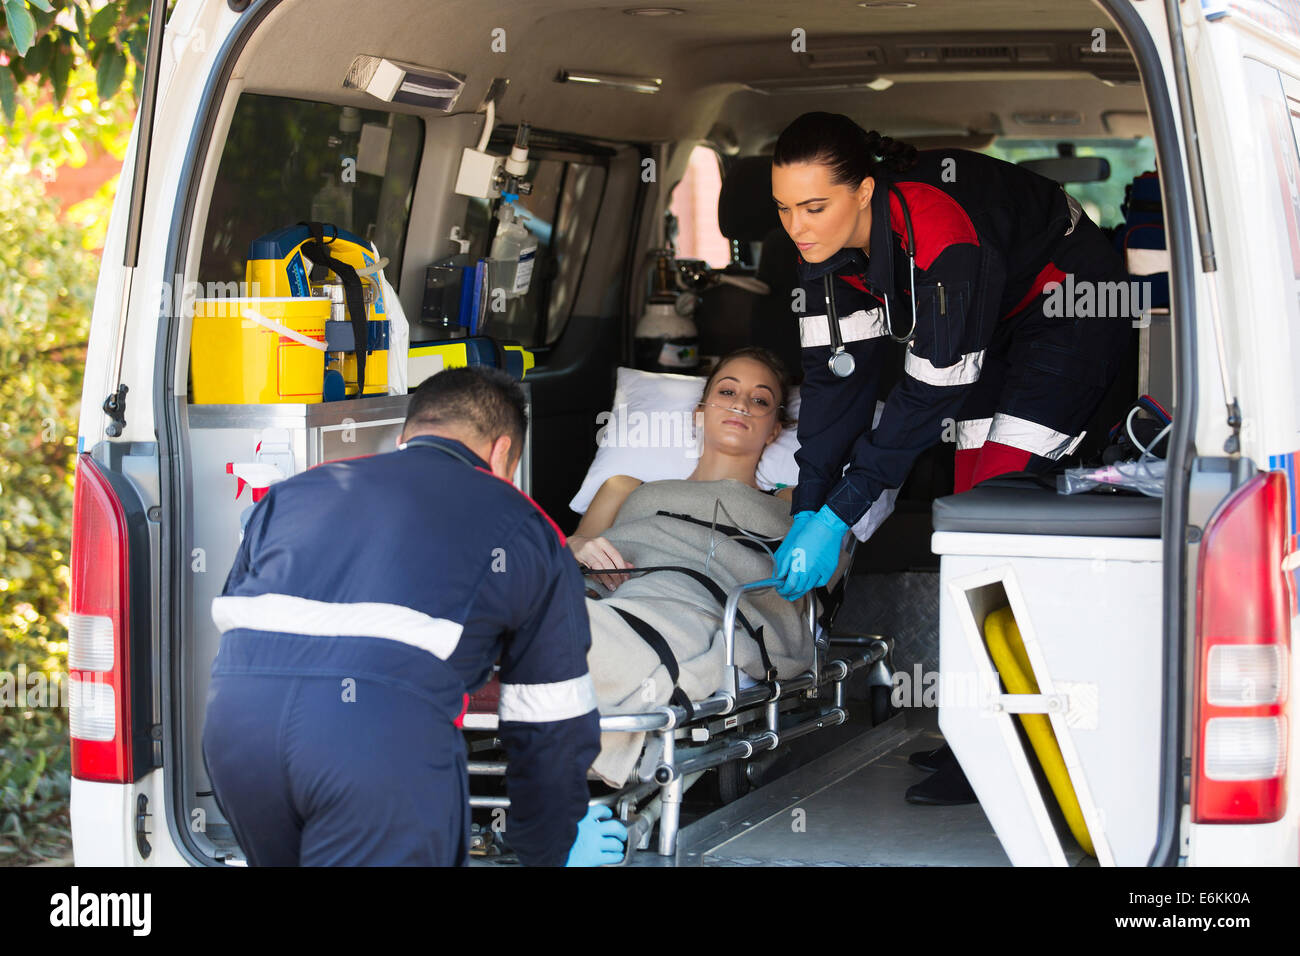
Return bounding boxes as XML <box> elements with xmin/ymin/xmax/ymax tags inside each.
<box><xmin>1018</xmin><ymin>156</ymin><xmax>1111</xmax><ymax>183</ymax></box>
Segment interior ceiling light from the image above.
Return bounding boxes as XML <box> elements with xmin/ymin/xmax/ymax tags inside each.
<box><xmin>745</xmin><ymin>77</ymin><xmax>888</xmax><ymax>95</ymax></box>
<box><xmin>857</xmin><ymin>1</ymin><xmax>918</xmax><ymax>8</ymax></box>
<box><xmin>624</xmin><ymin>6</ymin><xmax>686</xmax><ymax>14</ymax></box>
<box><xmin>556</xmin><ymin>70</ymin><xmax>663</xmax><ymax>93</ymax></box>
<box><xmin>343</xmin><ymin>55</ymin><xmax>466</xmax><ymax>111</ymax></box>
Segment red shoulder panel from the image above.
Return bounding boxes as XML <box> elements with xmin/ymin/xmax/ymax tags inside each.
<box><xmin>889</xmin><ymin>181</ymin><xmax>979</xmax><ymax>271</ymax></box>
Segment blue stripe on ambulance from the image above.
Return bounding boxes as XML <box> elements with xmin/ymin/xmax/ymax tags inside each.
<box><xmin>1268</xmin><ymin>452</ymin><xmax>1300</xmax><ymax>609</ymax></box>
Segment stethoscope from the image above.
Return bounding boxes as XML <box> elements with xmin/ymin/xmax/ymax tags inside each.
<box><xmin>824</xmin><ymin>183</ymin><xmax>918</xmax><ymax>378</ymax></box>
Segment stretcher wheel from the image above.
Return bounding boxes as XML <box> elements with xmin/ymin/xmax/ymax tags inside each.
<box><xmin>716</xmin><ymin>760</ymin><xmax>751</xmax><ymax>804</ymax></box>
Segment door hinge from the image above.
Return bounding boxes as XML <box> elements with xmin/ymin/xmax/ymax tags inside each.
<box><xmin>1223</xmin><ymin>398</ymin><xmax>1242</xmax><ymax>455</ymax></box>
<box><xmin>103</xmin><ymin>384</ymin><xmax>129</xmax><ymax>438</ymax></box>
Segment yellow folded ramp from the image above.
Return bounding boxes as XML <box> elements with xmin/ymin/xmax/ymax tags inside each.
<box><xmin>984</xmin><ymin>606</ymin><xmax>1095</xmax><ymax>858</ymax></box>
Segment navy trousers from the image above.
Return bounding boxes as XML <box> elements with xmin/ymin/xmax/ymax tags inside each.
<box><xmin>202</xmin><ymin>631</ymin><xmax>470</xmax><ymax>866</ymax></box>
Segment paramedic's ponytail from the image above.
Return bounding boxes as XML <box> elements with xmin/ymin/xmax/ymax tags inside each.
<box><xmin>773</xmin><ymin>112</ymin><xmax>918</xmax><ymax>187</ymax></box>
<box><xmin>868</xmin><ymin>130</ymin><xmax>919</xmax><ymax>174</ymax></box>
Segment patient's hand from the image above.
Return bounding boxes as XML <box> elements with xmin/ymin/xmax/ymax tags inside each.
<box><xmin>568</xmin><ymin>535</ymin><xmax>634</xmax><ymax>591</ymax></box>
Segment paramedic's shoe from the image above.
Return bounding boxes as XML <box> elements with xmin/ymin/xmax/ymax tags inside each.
<box><xmin>904</xmin><ymin>757</ymin><xmax>977</xmax><ymax>806</ymax></box>
<box><xmin>907</xmin><ymin>744</ymin><xmax>951</xmax><ymax>774</ymax></box>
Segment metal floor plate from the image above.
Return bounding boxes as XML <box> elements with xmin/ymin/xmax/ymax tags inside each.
<box><xmin>676</xmin><ymin>721</ymin><xmax>1013</xmax><ymax>867</ymax></box>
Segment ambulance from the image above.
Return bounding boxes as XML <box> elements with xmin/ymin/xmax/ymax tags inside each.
<box><xmin>70</xmin><ymin>0</ymin><xmax>1297</xmax><ymax>866</ymax></box>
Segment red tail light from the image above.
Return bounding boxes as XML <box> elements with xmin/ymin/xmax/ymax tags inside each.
<box><xmin>1192</xmin><ymin>470</ymin><xmax>1292</xmax><ymax>823</ymax></box>
<box><xmin>68</xmin><ymin>454</ymin><xmax>135</xmax><ymax>783</ymax></box>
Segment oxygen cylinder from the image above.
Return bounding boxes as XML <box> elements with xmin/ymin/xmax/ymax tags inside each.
<box><xmin>634</xmin><ymin>251</ymin><xmax>699</xmax><ymax>372</ymax></box>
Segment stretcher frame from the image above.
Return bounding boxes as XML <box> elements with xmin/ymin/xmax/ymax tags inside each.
<box><xmin>462</xmin><ymin>577</ymin><xmax>889</xmax><ymax>862</ymax></box>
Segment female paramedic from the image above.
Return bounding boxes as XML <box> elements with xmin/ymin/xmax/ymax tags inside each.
<box><xmin>770</xmin><ymin>112</ymin><xmax>1132</xmax><ymax>600</ymax></box>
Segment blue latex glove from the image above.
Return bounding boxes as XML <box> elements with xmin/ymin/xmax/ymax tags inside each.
<box><xmin>565</xmin><ymin>804</ymin><xmax>628</xmax><ymax>867</ymax></box>
<box><xmin>772</xmin><ymin>510</ymin><xmax>815</xmax><ymax>592</ymax></box>
<box><xmin>772</xmin><ymin>505</ymin><xmax>848</xmax><ymax>600</ymax></box>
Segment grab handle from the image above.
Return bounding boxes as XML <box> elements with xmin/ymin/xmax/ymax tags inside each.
<box><xmin>241</xmin><ymin>308</ymin><xmax>327</xmax><ymax>351</ymax></box>
<box><xmin>604</xmin><ymin>813</ymin><xmax>652</xmax><ymax>867</ymax></box>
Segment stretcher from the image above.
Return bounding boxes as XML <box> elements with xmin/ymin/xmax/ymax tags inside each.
<box><xmin>461</xmin><ymin>576</ymin><xmax>890</xmax><ymax>863</ymax></box>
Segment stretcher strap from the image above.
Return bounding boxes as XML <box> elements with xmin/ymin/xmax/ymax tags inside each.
<box><xmin>624</xmin><ymin>565</ymin><xmax>777</xmax><ymax>681</ymax></box>
<box><xmin>608</xmin><ymin>606</ymin><xmax>695</xmax><ymax>721</ymax></box>
<box><xmin>653</xmin><ymin>510</ymin><xmax>784</xmax><ymax>554</ymax></box>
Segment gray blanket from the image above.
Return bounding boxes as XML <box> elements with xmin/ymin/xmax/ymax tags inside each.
<box><xmin>585</xmin><ymin>479</ymin><xmax>811</xmax><ymax>785</ymax></box>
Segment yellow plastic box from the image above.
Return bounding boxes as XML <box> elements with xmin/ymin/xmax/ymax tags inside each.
<box><xmin>191</xmin><ymin>297</ymin><xmax>330</xmax><ymax>404</ymax></box>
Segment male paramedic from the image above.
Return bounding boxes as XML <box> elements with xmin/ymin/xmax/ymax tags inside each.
<box><xmin>202</xmin><ymin>366</ymin><xmax>626</xmax><ymax>866</ymax></box>
<box><xmin>769</xmin><ymin>112</ymin><xmax>1132</xmax><ymax>804</ymax></box>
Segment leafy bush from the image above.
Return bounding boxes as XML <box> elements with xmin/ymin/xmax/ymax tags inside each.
<box><xmin>0</xmin><ymin>126</ymin><xmax>99</xmax><ymax>866</ymax></box>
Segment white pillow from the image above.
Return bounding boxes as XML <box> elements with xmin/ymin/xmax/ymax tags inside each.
<box><xmin>568</xmin><ymin>366</ymin><xmax>802</xmax><ymax>514</ymax></box>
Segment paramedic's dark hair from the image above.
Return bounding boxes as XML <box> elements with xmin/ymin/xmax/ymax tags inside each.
<box><xmin>700</xmin><ymin>346</ymin><xmax>797</xmax><ymax>430</ymax></box>
<box><xmin>773</xmin><ymin>112</ymin><xmax>918</xmax><ymax>188</ymax></box>
<box><xmin>403</xmin><ymin>366</ymin><xmax>527</xmax><ymax>452</ymax></box>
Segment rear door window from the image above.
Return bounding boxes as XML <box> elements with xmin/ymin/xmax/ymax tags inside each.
<box><xmin>198</xmin><ymin>94</ymin><xmax>423</xmax><ymax>290</ymax></box>
<box><xmin>1244</xmin><ymin>58</ymin><xmax>1300</xmax><ymax>436</ymax></box>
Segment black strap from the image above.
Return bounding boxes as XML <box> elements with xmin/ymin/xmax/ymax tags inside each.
<box><xmin>297</xmin><ymin>221</ymin><xmax>369</xmax><ymax>396</ymax></box>
<box><xmin>608</xmin><ymin>606</ymin><xmax>695</xmax><ymax>720</ymax></box>
<box><xmin>598</xmin><ymin>564</ymin><xmax>777</xmax><ymax>680</ymax></box>
<box><xmin>653</xmin><ymin>510</ymin><xmax>784</xmax><ymax>555</ymax></box>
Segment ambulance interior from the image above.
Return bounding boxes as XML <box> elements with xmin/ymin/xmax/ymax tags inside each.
<box><xmin>178</xmin><ymin>0</ymin><xmax>1177</xmax><ymax>866</ymax></box>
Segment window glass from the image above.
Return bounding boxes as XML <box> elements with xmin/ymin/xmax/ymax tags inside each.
<box><xmin>982</xmin><ymin>137</ymin><xmax>1157</xmax><ymax>228</ymax></box>
<box><xmin>460</xmin><ymin>153</ymin><xmax>607</xmax><ymax>348</ymax></box>
<box><xmin>1245</xmin><ymin>58</ymin><xmax>1300</xmax><ymax>436</ymax></box>
<box><xmin>669</xmin><ymin>145</ymin><xmax>731</xmax><ymax>267</ymax></box>
<box><xmin>199</xmin><ymin>94</ymin><xmax>422</xmax><ymax>289</ymax></box>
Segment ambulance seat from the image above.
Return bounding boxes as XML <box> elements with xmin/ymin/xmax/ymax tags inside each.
<box><xmin>932</xmin><ymin>476</ymin><xmax>1162</xmax><ymax>537</ymax></box>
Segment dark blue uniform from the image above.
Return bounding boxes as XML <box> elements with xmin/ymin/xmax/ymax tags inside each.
<box><xmin>793</xmin><ymin>149</ymin><xmax>1131</xmax><ymax>527</ymax></box>
<box><xmin>201</xmin><ymin>435</ymin><xmax>600</xmax><ymax>866</ymax></box>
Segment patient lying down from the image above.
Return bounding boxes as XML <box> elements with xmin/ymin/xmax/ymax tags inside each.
<box><xmin>570</xmin><ymin>349</ymin><xmax>820</xmax><ymax>785</ymax></box>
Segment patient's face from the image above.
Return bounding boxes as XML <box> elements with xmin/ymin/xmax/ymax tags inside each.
<box><xmin>697</xmin><ymin>357</ymin><xmax>784</xmax><ymax>459</ymax></box>
<box><xmin>772</xmin><ymin>161</ymin><xmax>873</xmax><ymax>263</ymax></box>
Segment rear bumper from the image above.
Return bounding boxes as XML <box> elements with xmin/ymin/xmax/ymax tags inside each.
<box><xmin>1188</xmin><ymin>818</ymin><xmax>1299</xmax><ymax>866</ymax></box>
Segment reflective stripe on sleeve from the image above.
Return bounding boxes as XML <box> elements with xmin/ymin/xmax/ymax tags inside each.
<box><xmin>499</xmin><ymin>674</ymin><xmax>599</xmax><ymax>723</ymax></box>
<box><xmin>211</xmin><ymin>593</ymin><xmax>464</xmax><ymax>660</ymax></box>
<box><xmin>987</xmin><ymin>413</ymin><xmax>1086</xmax><ymax>460</ymax></box>
<box><xmin>799</xmin><ymin>308</ymin><xmax>889</xmax><ymax>348</ymax></box>
<box><xmin>956</xmin><ymin>417</ymin><xmax>993</xmax><ymax>450</ymax></box>
<box><xmin>904</xmin><ymin>348</ymin><xmax>984</xmax><ymax>386</ymax></box>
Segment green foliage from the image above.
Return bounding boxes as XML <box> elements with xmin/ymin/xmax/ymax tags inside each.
<box><xmin>9</xmin><ymin>61</ymin><xmax>133</xmax><ymax>178</ymax></box>
<box><xmin>0</xmin><ymin>702</ymin><xmax>71</xmax><ymax>864</ymax></box>
<box><xmin>1</xmin><ymin>0</ymin><xmax>167</xmax><ymax>122</ymax></box>
<box><xmin>0</xmin><ymin>103</ymin><xmax>99</xmax><ymax>867</ymax></box>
